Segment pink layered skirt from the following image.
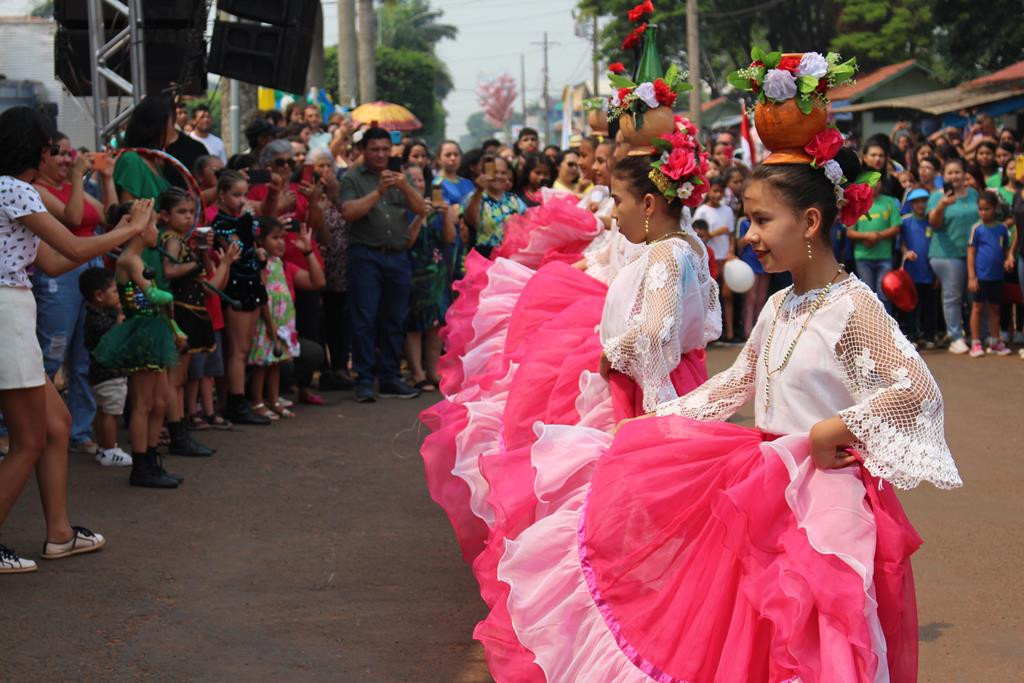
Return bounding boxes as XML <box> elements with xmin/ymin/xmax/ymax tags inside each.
<box><xmin>481</xmin><ymin>416</ymin><xmax>922</xmax><ymax>682</ymax></box>
<box><xmin>492</xmin><ymin>194</ymin><xmax>604</xmax><ymax>269</ymax></box>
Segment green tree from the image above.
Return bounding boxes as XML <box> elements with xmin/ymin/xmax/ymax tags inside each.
<box><xmin>930</xmin><ymin>0</ymin><xmax>1024</xmax><ymax>84</ymax></box>
<box><xmin>30</xmin><ymin>0</ymin><xmax>53</xmax><ymax>17</ymax></box>
<box><xmin>379</xmin><ymin>0</ymin><xmax>458</xmax><ymax>54</ymax></box>
<box><xmin>829</xmin><ymin>0</ymin><xmax>934</xmax><ymax>71</ymax></box>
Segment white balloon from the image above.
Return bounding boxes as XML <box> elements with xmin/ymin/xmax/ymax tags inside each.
<box><xmin>723</xmin><ymin>259</ymin><xmax>755</xmax><ymax>293</ymax></box>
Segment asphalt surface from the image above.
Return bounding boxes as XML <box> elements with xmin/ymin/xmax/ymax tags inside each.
<box><xmin>2</xmin><ymin>347</ymin><xmax>1021</xmax><ymax>681</ymax></box>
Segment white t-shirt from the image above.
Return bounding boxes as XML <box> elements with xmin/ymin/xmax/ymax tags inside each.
<box><xmin>693</xmin><ymin>202</ymin><xmax>734</xmax><ymax>261</ymax></box>
<box><xmin>190</xmin><ymin>131</ymin><xmax>227</xmax><ymax>162</ymax></box>
<box><xmin>0</xmin><ymin>176</ymin><xmax>46</xmax><ymax>288</ymax></box>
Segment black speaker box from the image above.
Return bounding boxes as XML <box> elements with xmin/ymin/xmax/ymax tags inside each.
<box><xmin>207</xmin><ymin>19</ymin><xmax>312</xmax><ymax>94</ymax></box>
<box><xmin>216</xmin><ymin>0</ymin><xmax>319</xmax><ymax>27</ymax></box>
<box><xmin>55</xmin><ymin>27</ymin><xmax>208</xmax><ymax>97</ymax></box>
<box><xmin>54</xmin><ymin>0</ymin><xmax>207</xmax><ymax>28</ymax></box>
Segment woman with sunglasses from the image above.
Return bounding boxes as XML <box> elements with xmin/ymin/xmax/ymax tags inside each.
<box><xmin>31</xmin><ymin>133</ymin><xmax>119</xmax><ymax>458</ymax></box>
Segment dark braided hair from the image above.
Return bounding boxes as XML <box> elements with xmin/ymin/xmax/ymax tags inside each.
<box><xmin>612</xmin><ymin>155</ymin><xmax>684</xmax><ymax>220</ymax></box>
<box><xmin>157</xmin><ymin>186</ymin><xmax>192</xmax><ymax>213</ymax></box>
<box><xmin>751</xmin><ymin>147</ymin><xmax>863</xmax><ymax>241</ymax></box>
<box><xmin>0</xmin><ymin>106</ymin><xmax>54</xmax><ymax>177</ymax></box>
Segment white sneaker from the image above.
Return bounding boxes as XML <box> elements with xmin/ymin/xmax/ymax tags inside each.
<box><xmin>0</xmin><ymin>544</ymin><xmax>37</xmax><ymax>573</ymax></box>
<box><xmin>948</xmin><ymin>338</ymin><xmax>970</xmax><ymax>355</ymax></box>
<box><xmin>95</xmin><ymin>446</ymin><xmax>133</xmax><ymax>467</ymax></box>
<box><xmin>41</xmin><ymin>526</ymin><xmax>106</xmax><ymax>560</ymax></box>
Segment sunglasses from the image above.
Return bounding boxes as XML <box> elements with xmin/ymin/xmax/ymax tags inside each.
<box><xmin>48</xmin><ymin>145</ymin><xmax>73</xmax><ymax>157</ymax></box>
<box><xmin>271</xmin><ymin>158</ymin><xmax>297</xmax><ymax>168</ymax></box>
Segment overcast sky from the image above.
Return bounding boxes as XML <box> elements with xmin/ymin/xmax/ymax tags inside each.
<box><xmin>5</xmin><ymin>0</ymin><xmax>594</xmax><ymax>140</ymax></box>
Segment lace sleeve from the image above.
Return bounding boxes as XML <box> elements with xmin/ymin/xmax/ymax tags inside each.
<box><xmin>835</xmin><ymin>287</ymin><xmax>962</xmax><ymax>490</ymax></box>
<box><xmin>603</xmin><ymin>242</ymin><xmax>695</xmax><ymax>412</ymax></box>
<box><xmin>655</xmin><ymin>290</ymin><xmax>780</xmax><ymax>420</ymax></box>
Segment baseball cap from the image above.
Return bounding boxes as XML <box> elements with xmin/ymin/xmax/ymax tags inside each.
<box><xmin>906</xmin><ymin>188</ymin><xmax>930</xmax><ymax>202</ymax></box>
<box><xmin>244</xmin><ymin>118</ymin><xmax>284</xmax><ymax>141</ymax></box>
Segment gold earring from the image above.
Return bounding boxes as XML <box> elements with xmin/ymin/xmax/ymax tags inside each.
<box><xmin>644</xmin><ymin>214</ymin><xmax>650</xmax><ymax>242</ymax></box>
<box><xmin>807</xmin><ymin>240</ymin><xmax>813</xmax><ymax>260</ymax></box>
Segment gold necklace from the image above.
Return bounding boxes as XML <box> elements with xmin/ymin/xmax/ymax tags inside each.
<box><xmin>761</xmin><ymin>266</ymin><xmax>845</xmax><ymax>412</ymax></box>
<box><xmin>646</xmin><ymin>230</ymin><xmax>689</xmax><ymax>245</ymax></box>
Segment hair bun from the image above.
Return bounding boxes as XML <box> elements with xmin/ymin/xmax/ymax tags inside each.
<box><xmin>835</xmin><ymin>147</ymin><xmax>862</xmax><ymax>185</ymax></box>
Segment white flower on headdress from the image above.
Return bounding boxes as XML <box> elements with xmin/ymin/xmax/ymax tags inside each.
<box><xmin>822</xmin><ymin>159</ymin><xmax>844</xmax><ymax>185</ymax></box>
<box><xmin>634</xmin><ymin>82</ymin><xmax>660</xmax><ymax>109</ymax></box>
<box><xmin>610</xmin><ymin>92</ymin><xmax>622</xmax><ymax>108</ymax></box>
<box><xmin>677</xmin><ymin>182</ymin><xmax>695</xmax><ymax>199</ymax></box>
<box><xmin>763</xmin><ymin>69</ymin><xmax>797</xmax><ymax>101</ymax></box>
<box><xmin>797</xmin><ymin>52</ymin><xmax>829</xmax><ymax>79</ymax></box>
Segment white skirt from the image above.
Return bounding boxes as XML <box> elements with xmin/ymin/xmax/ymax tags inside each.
<box><xmin>0</xmin><ymin>286</ymin><xmax>45</xmax><ymax>390</ymax></box>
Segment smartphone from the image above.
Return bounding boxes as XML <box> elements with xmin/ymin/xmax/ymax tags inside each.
<box><xmin>389</xmin><ymin>130</ymin><xmax>403</xmax><ymax>145</ymax></box>
<box><xmin>484</xmin><ymin>160</ymin><xmax>496</xmax><ymax>177</ymax></box>
<box><xmin>431</xmin><ymin>187</ymin><xmax>443</xmax><ymax>204</ymax></box>
<box><xmin>300</xmin><ymin>163</ymin><xmax>316</xmax><ymax>185</ymax></box>
<box><xmin>944</xmin><ymin>186</ymin><xmax>955</xmax><ymax>197</ymax></box>
<box><xmin>387</xmin><ymin>156</ymin><xmax>403</xmax><ymax>173</ymax></box>
<box><xmin>88</xmin><ymin>151</ymin><xmax>109</xmax><ymax>171</ymax></box>
<box><xmin>248</xmin><ymin>168</ymin><xmax>271</xmax><ymax>185</ymax></box>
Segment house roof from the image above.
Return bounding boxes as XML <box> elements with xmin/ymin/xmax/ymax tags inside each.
<box><xmin>829</xmin><ymin>59</ymin><xmax>920</xmax><ymax>103</ymax></box>
<box><xmin>831</xmin><ymin>86</ymin><xmax>1024</xmax><ymax>116</ymax></box>
<box><xmin>963</xmin><ymin>60</ymin><xmax>1024</xmax><ymax>89</ymax></box>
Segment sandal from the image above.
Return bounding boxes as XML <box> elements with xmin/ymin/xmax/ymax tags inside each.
<box><xmin>298</xmin><ymin>390</ymin><xmax>324</xmax><ymax>406</ymax></box>
<box><xmin>252</xmin><ymin>403</ymin><xmax>279</xmax><ymax>421</ymax></box>
<box><xmin>414</xmin><ymin>379</ymin><xmax>438</xmax><ymax>392</ymax></box>
<box><xmin>188</xmin><ymin>414</ymin><xmax>210</xmax><ymax>431</ymax></box>
<box><xmin>272</xmin><ymin>400</ymin><xmax>296</xmax><ymax>418</ymax></box>
<box><xmin>203</xmin><ymin>413</ymin><xmax>233</xmax><ymax>430</ymax></box>
<box><xmin>277</xmin><ymin>396</ymin><xmax>294</xmax><ymax>408</ymax></box>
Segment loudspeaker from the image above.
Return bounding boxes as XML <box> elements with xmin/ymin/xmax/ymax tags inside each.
<box><xmin>55</xmin><ymin>27</ymin><xmax>208</xmax><ymax>97</ymax></box>
<box><xmin>54</xmin><ymin>0</ymin><xmax>206</xmax><ymax>28</ymax></box>
<box><xmin>207</xmin><ymin>19</ymin><xmax>312</xmax><ymax>94</ymax></box>
<box><xmin>216</xmin><ymin>0</ymin><xmax>319</xmax><ymax>27</ymax></box>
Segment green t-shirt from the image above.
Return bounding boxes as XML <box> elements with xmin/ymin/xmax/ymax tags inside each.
<box><xmin>926</xmin><ymin>188</ymin><xmax>979</xmax><ymax>259</ymax></box>
<box><xmin>113</xmin><ymin>151</ymin><xmax>171</xmax><ymax>201</ymax></box>
<box><xmin>853</xmin><ymin>195</ymin><xmax>900</xmax><ymax>260</ymax></box>
<box><xmin>985</xmin><ymin>171</ymin><xmax>1002</xmax><ymax>189</ymax></box>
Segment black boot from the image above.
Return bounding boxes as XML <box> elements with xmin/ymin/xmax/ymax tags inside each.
<box><xmin>226</xmin><ymin>394</ymin><xmax>271</xmax><ymax>426</ymax></box>
<box><xmin>151</xmin><ymin>447</ymin><xmax>184</xmax><ymax>484</ymax></box>
<box><xmin>129</xmin><ymin>450</ymin><xmax>179</xmax><ymax>489</ymax></box>
<box><xmin>168</xmin><ymin>420</ymin><xmax>215</xmax><ymax>457</ymax></box>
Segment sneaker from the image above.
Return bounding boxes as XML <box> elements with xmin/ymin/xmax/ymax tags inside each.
<box><xmin>968</xmin><ymin>341</ymin><xmax>985</xmax><ymax>358</ymax></box>
<box><xmin>41</xmin><ymin>526</ymin><xmax>105</xmax><ymax>560</ymax></box>
<box><xmin>72</xmin><ymin>439</ymin><xmax>99</xmax><ymax>456</ymax></box>
<box><xmin>355</xmin><ymin>384</ymin><xmax>377</xmax><ymax>403</ymax></box>
<box><xmin>1013</xmin><ymin>331</ymin><xmax>1024</xmax><ymax>346</ymax></box>
<box><xmin>987</xmin><ymin>341</ymin><xmax>1012</xmax><ymax>356</ymax></box>
<box><xmin>0</xmin><ymin>544</ymin><xmax>37</xmax><ymax>573</ymax></box>
<box><xmin>948</xmin><ymin>338</ymin><xmax>970</xmax><ymax>355</ymax></box>
<box><xmin>96</xmin><ymin>446</ymin><xmax>133</xmax><ymax>467</ymax></box>
<box><xmin>922</xmin><ymin>339</ymin><xmax>937</xmax><ymax>350</ymax></box>
<box><xmin>378</xmin><ymin>380</ymin><xmax>422</xmax><ymax>399</ymax></box>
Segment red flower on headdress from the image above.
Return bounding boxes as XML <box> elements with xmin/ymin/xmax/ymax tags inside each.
<box><xmin>673</xmin><ymin>114</ymin><xmax>699</xmax><ymax>139</ymax></box>
<box><xmin>661</xmin><ymin>148</ymin><xmax>698</xmax><ymax>181</ymax></box>
<box><xmin>841</xmin><ymin>183</ymin><xmax>874</xmax><ymax>226</ymax></box>
<box><xmin>628</xmin><ymin>0</ymin><xmax>655</xmax><ymax>23</ymax></box>
<box><xmin>617</xmin><ymin>87</ymin><xmax>633</xmax><ymax>103</ymax></box>
<box><xmin>621</xmin><ymin>23</ymin><xmax>646</xmax><ymax>50</ymax></box>
<box><xmin>777</xmin><ymin>55</ymin><xmax>802</xmax><ymax>73</ymax></box>
<box><xmin>608</xmin><ymin>62</ymin><xmax>626</xmax><ymax>75</ymax></box>
<box><xmin>816</xmin><ymin>78</ymin><xmax>829</xmax><ymax>94</ymax></box>
<box><xmin>653</xmin><ymin>78</ymin><xmax>677</xmax><ymax>107</ymax></box>
<box><xmin>749</xmin><ymin>60</ymin><xmax>765</xmax><ymax>69</ymax></box>
<box><xmin>804</xmin><ymin>128</ymin><xmax>844</xmax><ymax>167</ymax></box>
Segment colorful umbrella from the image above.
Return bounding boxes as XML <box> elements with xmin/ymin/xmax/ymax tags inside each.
<box><xmin>350</xmin><ymin>101</ymin><xmax>422</xmax><ymax>131</ymax></box>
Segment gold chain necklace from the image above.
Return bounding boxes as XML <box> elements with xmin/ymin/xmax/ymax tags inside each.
<box><xmin>761</xmin><ymin>266</ymin><xmax>845</xmax><ymax>412</ymax></box>
<box><xmin>646</xmin><ymin>230</ymin><xmax>689</xmax><ymax>245</ymax></box>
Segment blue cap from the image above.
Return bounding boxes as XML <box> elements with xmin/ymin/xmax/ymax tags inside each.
<box><xmin>906</xmin><ymin>188</ymin><xmax>930</xmax><ymax>202</ymax></box>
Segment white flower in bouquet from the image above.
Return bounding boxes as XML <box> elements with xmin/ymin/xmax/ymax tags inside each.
<box><xmin>763</xmin><ymin>69</ymin><xmax>797</xmax><ymax>101</ymax></box>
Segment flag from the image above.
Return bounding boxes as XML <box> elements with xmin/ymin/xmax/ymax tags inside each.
<box><xmin>560</xmin><ymin>86</ymin><xmax>572</xmax><ymax>150</ymax></box>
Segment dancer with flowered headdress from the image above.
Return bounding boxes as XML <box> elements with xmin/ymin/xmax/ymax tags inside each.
<box><xmin>477</xmin><ymin>48</ymin><xmax>961</xmax><ymax>683</ymax></box>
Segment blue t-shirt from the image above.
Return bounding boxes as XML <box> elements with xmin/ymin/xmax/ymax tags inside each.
<box><xmin>969</xmin><ymin>221</ymin><xmax>1010</xmax><ymax>281</ymax></box>
<box><xmin>735</xmin><ymin>219</ymin><xmax>764</xmax><ymax>274</ymax></box>
<box><xmin>899</xmin><ymin>214</ymin><xmax>934</xmax><ymax>284</ymax></box>
<box><xmin>435</xmin><ymin>175</ymin><xmax>476</xmax><ymax>206</ymax></box>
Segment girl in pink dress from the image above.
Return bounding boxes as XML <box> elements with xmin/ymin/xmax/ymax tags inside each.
<box><xmin>484</xmin><ymin>65</ymin><xmax>962</xmax><ymax>682</ymax></box>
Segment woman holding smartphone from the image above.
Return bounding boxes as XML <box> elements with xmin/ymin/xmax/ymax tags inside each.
<box><xmin>32</xmin><ymin>133</ymin><xmax>119</xmax><ymax>455</ymax></box>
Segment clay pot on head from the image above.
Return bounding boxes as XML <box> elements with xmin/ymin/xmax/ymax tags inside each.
<box><xmin>588</xmin><ymin>108</ymin><xmax>609</xmax><ymax>136</ymax></box>
<box><xmin>618</xmin><ymin>105</ymin><xmax>676</xmax><ymax>156</ymax></box>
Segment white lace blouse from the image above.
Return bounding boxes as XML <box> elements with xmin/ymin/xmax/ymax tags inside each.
<box><xmin>601</xmin><ymin>238</ymin><xmax>722</xmax><ymax>412</ymax></box>
<box><xmin>657</xmin><ymin>276</ymin><xmax>962</xmax><ymax>490</ymax></box>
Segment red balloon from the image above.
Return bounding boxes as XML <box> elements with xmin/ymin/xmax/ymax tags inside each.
<box><xmin>881</xmin><ymin>268</ymin><xmax>918</xmax><ymax>312</ymax></box>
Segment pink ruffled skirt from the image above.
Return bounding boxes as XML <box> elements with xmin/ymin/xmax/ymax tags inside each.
<box><xmin>492</xmin><ymin>195</ymin><xmax>604</xmax><ymax>269</ymax></box>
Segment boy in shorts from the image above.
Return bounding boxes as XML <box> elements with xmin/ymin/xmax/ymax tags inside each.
<box><xmin>79</xmin><ymin>267</ymin><xmax>132</xmax><ymax>466</ymax></box>
<box><xmin>967</xmin><ymin>191</ymin><xmax>1013</xmax><ymax>357</ymax></box>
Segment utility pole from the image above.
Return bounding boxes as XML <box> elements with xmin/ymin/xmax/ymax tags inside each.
<box><xmin>337</xmin><ymin>0</ymin><xmax>358</xmax><ymax>107</ymax></box>
<box><xmin>591</xmin><ymin>15</ymin><xmax>599</xmax><ymax>97</ymax></box>
<box><xmin>520</xmin><ymin>53</ymin><xmax>527</xmax><ymax>126</ymax></box>
<box><xmin>533</xmin><ymin>32</ymin><xmax>551</xmax><ymax>145</ymax></box>
<box><xmin>686</xmin><ymin>0</ymin><xmax>701</xmax><ymax>131</ymax></box>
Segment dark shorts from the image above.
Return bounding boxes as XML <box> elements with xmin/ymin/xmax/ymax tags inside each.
<box><xmin>188</xmin><ymin>330</ymin><xmax>225</xmax><ymax>379</ymax></box>
<box><xmin>970</xmin><ymin>279</ymin><xmax>1003</xmax><ymax>305</ymax></box>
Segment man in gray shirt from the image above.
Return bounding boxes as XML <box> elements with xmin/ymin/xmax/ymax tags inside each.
<box><xmin>340</xmin><ymin>127</ymin><xmax>427</xmax><ymax>401</ymax></box>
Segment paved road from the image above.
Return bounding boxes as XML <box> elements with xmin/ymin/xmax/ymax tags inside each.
<box><xmin>3</xmin><ymin>348</ymin><xmax>1021</xmax><ymax>681</ymax></box>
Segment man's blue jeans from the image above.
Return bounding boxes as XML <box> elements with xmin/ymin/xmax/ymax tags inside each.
<box><xmin>32</xmin><ymin>262</ymin><xmax>97</xmax><ymax>444</ymax></box>
<box><xmin>930</xmin><ymin>257</ymin><xmax>967</xmax><ymax>341</ymax></box>
<box><xmin>855</xmin><ymin>258</ymin><xmax>893</xmax><ymax>314</ymax></box>
<box><xmin>347</xmin><ymin>244</ymin><xmax>412</xmax><ymax>386</ymax></box>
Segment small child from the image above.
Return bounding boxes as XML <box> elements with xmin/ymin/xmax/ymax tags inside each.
<box><xmin>248</xmin><ymin>219</ymin><xmax>326</xmax><ymax>419</ymax></box>
<box><xmin>93</xmin><ymin>201</ymin><xmax>184</xmax><ymax>488</ymax></box>
<box><xmin>79</xmin><ymin>267</ymin><xmax>131</xmax><ymax>467</ymax></box>
<box><xmin>692</xmin><ymin>218</ymin><xmax>718</xmax><ymax>280</ymax></box>
<box><xmin>899</xmin><ymin>188</ymin><xmax>939</xmax><ymax>347</ymax></box>
<box><xmin>967</xmin><ymin>190</ymin><xmax>1013</xmax><ymax>357</ymax></box>
<box><xmin>694</xmin><ymin>177</ymin><xmax>737</xmax><ymax>340</ymax></box>
<box><xmin>462</xmin><ymin>154</ymin><xmax>527</xmax><ymax>258</ymax></box>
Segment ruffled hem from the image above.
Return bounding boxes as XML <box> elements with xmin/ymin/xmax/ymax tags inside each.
<box><xmin>490</xmin><ymin>418</ymin><xmax>920</xmax><ymax>683</ymax></box>
<box><xmin>493</xmin><ymin>195</ymin><xmax>602</xmax><ymax>269</ymax></box>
